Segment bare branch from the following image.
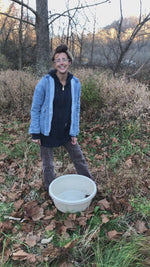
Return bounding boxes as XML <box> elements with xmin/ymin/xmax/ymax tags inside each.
<box><xmin>10</xmin><ymin>0</ymin><xmax>37</xmax><ymax>16</ymax></box>
<box><xmin>114</xmin><ymin>0</ymin><xmax>150</xmax><ymax>75</ymax></box>
<box><xmin>117</xmin><ymin>0</ymin><xmax>123</xmax><ymax>52</ymax></box>
<box><xmin>0</xmin><ymin>12</ymin><xmax>35</xmax><ymax>26</ymax></box>
<box><xmin>127</xmin><ymin>63</ymin><xmax>145</xmax><ymax>78</ymax></box>
<box><xmin>49</xmin><ymin>0</ymin><xmax>110</xmax><ymax>24</ymax></box>
<box><xmin>126</xmin><ymin>13</ymin><xmax>150</xmax><ymax>48</ymax></box>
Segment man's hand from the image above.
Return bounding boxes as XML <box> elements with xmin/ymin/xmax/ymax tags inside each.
<box><xmin>71</xmin><ymin>136</ymin><xmax>77</xmax><ymax>145</ymax></box>
<box><xmin>32</xmin><ymin>139</ymin><xmax>41</xmax><ymax>145</ymax></box>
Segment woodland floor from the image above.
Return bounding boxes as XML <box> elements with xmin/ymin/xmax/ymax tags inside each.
<box><xmin>0</xmin><ymin>113</ymin><xmax>150</xmax><ymax>266</ymax></box>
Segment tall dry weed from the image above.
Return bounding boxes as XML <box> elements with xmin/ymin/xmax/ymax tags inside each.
<box><xmin>0</xmin><ymin>69</ymin><xmax>36</xmax><ymax>116</ymax></box>
<box><xmin>74</xmin><ymin>68</ymin><xmax>150</xmax><ymax>120</ymax></box>
<box><xmin>0</xmin><ymin>68</ymin><xmax>149</xmax><ymax>120</ymax></box>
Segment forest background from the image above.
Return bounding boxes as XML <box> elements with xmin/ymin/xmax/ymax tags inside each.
<box><xmin>0</xmin><ymin>0</ymin><xmax>150</xmax><ymax>78</ymax></box>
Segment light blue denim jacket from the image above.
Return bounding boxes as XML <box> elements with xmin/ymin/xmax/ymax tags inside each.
<box><xmin>29</xmin><ymin>74</ymin><xmax>81</xmax><ymax>137</ymax></box>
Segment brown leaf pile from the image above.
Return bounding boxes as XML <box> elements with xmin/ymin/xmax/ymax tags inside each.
<box><xmin>0</xmin><ymin>114</ymin><xmax>149</xmax><ymax>266</ymax></box>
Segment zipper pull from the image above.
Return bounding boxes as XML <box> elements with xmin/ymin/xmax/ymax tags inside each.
<box><xmin>62</xmin><ymin>86</ymin><xmax>64</xmax><ymax>91</ymax></box>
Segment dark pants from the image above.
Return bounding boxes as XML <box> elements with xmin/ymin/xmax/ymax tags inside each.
<box><xmin>40</xmin><ymin>141</ymin><xmax>92</xmax><ymax>190</ymax></box>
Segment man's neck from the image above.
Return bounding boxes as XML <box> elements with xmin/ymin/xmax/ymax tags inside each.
<box><xmin>56</xmin><ymin>73</ymin><xmax>68</xmax><ymax>82</ymax></box>
<box><xmin>56</xmin><ymin>72</ymin><xmax>68</xmax><ymax>85</ymax></box>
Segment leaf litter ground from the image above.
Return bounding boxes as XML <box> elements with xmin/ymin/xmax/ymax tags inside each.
<box><xmin>0</xmin><ymin>115</ymin><xmax>150</xmax><ymax>266</ymax></box>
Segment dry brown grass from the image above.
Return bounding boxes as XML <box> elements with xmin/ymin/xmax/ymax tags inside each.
<box><xmin>0</xmin><ymin>69</ymin><xmax>37</xmax><ymax>116</ymax></box>
<box><xmin>74</xmin><ymin>68</ymin><xmax>150</xmax><ymax>120</ymax></box>
<box><xmin>0</xmin><ymin>68</ymin><xmax>149</xmax><ymax>120</ymax></box>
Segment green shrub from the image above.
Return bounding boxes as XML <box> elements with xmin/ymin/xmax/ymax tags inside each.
<box><xmin>81</xmin><ymin>76</ymin><xmax>104</xmax><ymax>110</ymax></box>
<box><xmin>0</xmin><ymin>54</ymin><xmax>9</xmax><ymax>70</ymax></box>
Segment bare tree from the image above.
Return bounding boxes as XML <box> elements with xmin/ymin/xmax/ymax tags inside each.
<box><xmin>65</xmin><ymin>2</ymin><xmax>79</xmax><ymax>47</ymax></box>
<box><xmin>18</xmin><ymin>0</ymin><xmax>23</xmax><ymax>70</ymax></box>
<box><xmin>90</xmin><ymin>15</ymin><xmax>96</xmax><ymax>64</ymax></box>
<box><xmin>10</xmin><ymin>0</ymin><xmax>50</xmax><ymax>74</ymax></box>
<box><xmin>35</xmin><ymin>0</ymin><xmax>50</xmax><ymax>75</ymax></box>
<box><xmin>113</xmin><ymin>0</ymin><xmax>150</xmax><ymax>74</ymax></box>
<box><xmin>78</xmin><ymin>29</ymin><xmax>85</xmax><ymax>64</ymax></box>
<box><xmin>0</xmin><ymin>0</ymin><xmax>110</xmax><ymax>74</ymax></box>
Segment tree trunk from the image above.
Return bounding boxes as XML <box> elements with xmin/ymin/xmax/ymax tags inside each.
<box><xmin>90</xmin><ymin>17</ymin><xmax>96</xmax><ymax>65</ymax></box>
<box><xmin>18</xmin><ymin>0</ymin><xmax>23</xmax><ymax>70</ymax></box>
<box><xmin>36</xmin><ymin>0</ymin><xmax>50</xmax><ymax>76</ymax></box>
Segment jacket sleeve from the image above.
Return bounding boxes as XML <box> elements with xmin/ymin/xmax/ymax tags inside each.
<box><xmin>32</xmin><ymin>134</ymin><xmax>41</xmax><ymax>139</ymax></box>
<box><xmin>29</xmin><ymin>77</ymin><xmax>45</xmax><ymax>134</ymax></box>
<box><xmin>69</xmin><ymin>78</ymin><xmax>81</xmax><ymax>137</ymax></box>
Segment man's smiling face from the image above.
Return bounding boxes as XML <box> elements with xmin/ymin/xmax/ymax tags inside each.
<box><xmin>54</xmin><ymin>52</ymin><xmax>71</xmax><ymax>75</ymax></box>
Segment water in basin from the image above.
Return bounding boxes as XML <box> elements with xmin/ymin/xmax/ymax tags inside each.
<box><xmin>58</xmin><ymin>190</ymin><xmax>87</xmax><ymax>201</ymax></box>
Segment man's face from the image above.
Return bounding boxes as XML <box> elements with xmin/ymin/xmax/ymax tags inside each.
<box><xmin>54</xmin><ymin>52</ymin><xmax>71</xmax><ymax>74</ymax></box>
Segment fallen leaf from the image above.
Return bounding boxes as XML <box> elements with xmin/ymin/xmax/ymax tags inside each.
<box><xmin>18</xmin><ymin>167</ymin><xmax>26</xmax><ymax>179</ymax></box>
<box><xmin>107</xmin><ymin>230</ymin><xmax>122</xmax><ymax>240</ymax></box>
<box><xmin>134</xmin><ymin>139</ymin><xmax>141</xmax><ymax>145</ymax></box>
<box><xmin>7</xmin><ymin>191</ymin><xmax>21</xmax><ymax>201</ymax></box>
<box><xmin>44</xmin><ymin>207</ymin><xmax>57</xmax><ymax>220</ymax></box>
<box><xmin>125</xmin><ymin>158</ymin><xmax>133</xmax><ymax>168</ymax></box>
<box><xmin>109</xmin><ymin>121</ymin><xmax>116</xmax><ymax>126</ymax></box>
<box><xmin>30</xmin><ymin>179</ymin><xmax>43</xmax><ymax>190</ymax></box>
<box><xmin>68</xmin><ymin>214</ymin><xmax>77</xmax><ymax>221</ymax></box>
<box><xmin>11</xmin><ymin>182</ymin><xmax>18</xmax><ymax>192</ymax></box>
<box><xmin>135</xmin><ymin>220</ymin><xmax>147</xmax><ymax>233</ymax></box>
<box><xmin>45</xmin><ymin>220</ymin><xmax>56</xmax><ymax>231</ymax></box>
<box><xmin>94</xmin><ymin>154</ymin><xmax>103</xmax><ymax>160</ymax></box>
<box><xmin>64</xmin><ymin>219</ymin><xmax>76</xmax><ymax>229</ymax></box>
<box><xmin>42</xmin><ymin>243</ymin><xmax>59</xmax><ymax>258</ymax></box>
<box><xmin>112</xmin><ymin>137</ymin><xmax>118</xmax><ymax>143</ymax></box>
<box><xmin>12</xmin><ymin>250</ymin><xmax>36</xmax><ymax>263</ymax></box>
<box><xmin>41</xmin><ymin>201</ymin><xmax>49</xmax><ymax>209</ymax></box>
<box><xmin>101</xmin><ymin>214</ymin><xmax>109</xmax><ymax>224</ymax></box>
<box><xmin>59</xmin><ymin>261</ymin><xmax>74</xmax><ymax>267</ymax></box>
<box><xmin>0</xmin><ymin>153</ymin><xmax>7</xmax><ymax>161</ymax></box>
<box><xmin>24</xmin><ymin>201</ymin><xmax>44</xmax><ymax>221</ymax></box>
<box><xmin>0</xmin><ymin>161</ymin><xmax>5</xmax><ymax>168</ymax></box>
<box><xmin>97</xmin><ymin>198</ymin><xmax>110</xmax><ymax>210</ymax></box>
<box><xmin>0</xmin><ymin>176</ymin><xmax>5</xmax><ymax>183</ymax></box>
<box><xmin>1</xmin><ymin>221</ymin><xmax>13</xmax><ymax>231</ymax></box>
<box><xmin>95</xmin><ymin>136</ymin><xmax>102</xmax><ymax>145</ymax></box>
<box><xmin>21</xmin><ymin>222</ymin><xmax>35</xmax><ymax>233</ymax></box>
<box><xmin>14</xmin><ymin>199</ymin><xmax>24</xmax><ymax>210</ymax></box>
<box><xmin>77</xmin><ymin>217</ymin><xmax>87</xmax><ymax>226</ymax></box>
<box><xmin>25</xmin><ymin>235</ymin><xmax>37</xmax><ymax>247</ymax></box>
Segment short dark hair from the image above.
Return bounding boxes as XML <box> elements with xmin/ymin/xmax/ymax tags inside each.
<box><xmin>52</xmin><ymin>44</ymin><xmax>73</xmax><ymax>63</ymax></box>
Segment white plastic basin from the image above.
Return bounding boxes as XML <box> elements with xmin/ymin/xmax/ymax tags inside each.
<box><xmin>49</xmin><ymin>174</ymin><xmax>97</xmax><ymax>213</ymax></box>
